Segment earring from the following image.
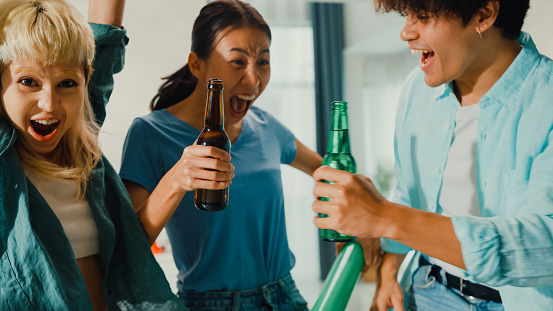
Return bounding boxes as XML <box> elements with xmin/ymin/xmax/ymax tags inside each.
<box><xmin>478</xmin><ymin>29</ymin><xmax>484</xmax><ymax>39</ymax></box>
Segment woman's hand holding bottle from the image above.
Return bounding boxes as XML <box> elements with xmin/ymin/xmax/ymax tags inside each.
<box><xmin>172</xmin><ymin>144</ymin><xmax>234</xmax><ymax>193</ymax></box>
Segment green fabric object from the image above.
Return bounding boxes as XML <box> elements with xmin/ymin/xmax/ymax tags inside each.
<box><xmin>312</xmin><ymin>241</ymin><xmax>364</xmax><ymax>311</ymax></box>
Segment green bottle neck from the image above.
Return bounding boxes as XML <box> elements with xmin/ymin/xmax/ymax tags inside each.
<box><xmin>327</xmin><ymin>129</ymin><xmax>351</xmax><ymax>154</ymax></box>
<box><xmin>327</xmin><ymin>106</ymin><xmax>351</xmax><ymax>154</ymax></box>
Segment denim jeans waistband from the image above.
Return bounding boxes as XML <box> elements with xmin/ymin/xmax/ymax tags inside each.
<box><xmin>419</xmin><ymin>255</ymin><xmax>502</xmax><ymax>303</ymax></box>
<box><xmin>178</xmin><ymin>273</ymin><xmax>297</xmax><ymax>309</ymax></box>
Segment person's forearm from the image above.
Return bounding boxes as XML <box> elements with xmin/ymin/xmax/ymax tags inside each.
<box><xmin>88</xmin><ymin>0</ymin><xmax>126</xmax><ymax>27</ymax></box>
<box><xmin>311</xmin><ymin>168</ymin><xmax>466</xmax><ymax>269</ymax></box>
<box><xmin>290</xmin><ymin>139</ymin><xmax>322</xmax><ymax>175</ymax></box>
<box><xmin>379</xmin><ymin>252</ymin><xmax>406</xmax><ymax>281</ymax></box>
<box><xmin>137</xmin><ymin>168</ymin><xmax>187</xmax><ymax>245</ymax></box>
<box><xmin>384</xmin><ymin>203</ymin><xmax>465</xmax><ymax>269</ymax></box>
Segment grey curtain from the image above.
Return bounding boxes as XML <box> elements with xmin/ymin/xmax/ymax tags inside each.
<box><xmin>310</xmin><ymin>1</ymin><xmax>344</xmax><ymax>280</ymax></box>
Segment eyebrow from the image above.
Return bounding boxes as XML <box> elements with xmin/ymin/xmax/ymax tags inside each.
<box><xmin>14</xmin><ymin>68</ymin><xmax>82</xmax><ymax>79</ymax></box>
<box><xmin>15</xmin><ymin>68</ymin><xmax>39</xmax><ymax>75</ymax></box>
<box><xmin>229</xmin><ymin>48</ymin><xmax>270</xmax><ymax>56</ymax></box>
<box><xmin>54</xmin><ymin>71</ymin><xmax>82</xmax><ymax>79</ymax></box>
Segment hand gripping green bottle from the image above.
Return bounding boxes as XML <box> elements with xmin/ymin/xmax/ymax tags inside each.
<box><xmin>319</xmin><ymin>101</ymin><xmax>356</xmax><ymax>242</ymax></box>
<box><xmin>312</xmin><ymin>241</ymin><xmax>365</xmax><ymax>311</ymax></box>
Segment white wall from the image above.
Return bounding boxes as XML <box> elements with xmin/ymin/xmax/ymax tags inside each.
<box><xmin>342</xmin><ymin>2</ymin><xmax>411</xmax><ymax>183</ymax></box>
<box><xmin>524</xmin><ymin>0</ymin><xmax>553</xmax><ymax>58</ymax></box>
<box><xmin>70</xmin><ymin>0</ymin><xmax>206</xmax><ymax>170</ymax></box>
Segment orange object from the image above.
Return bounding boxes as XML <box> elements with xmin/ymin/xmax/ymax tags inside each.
<box><xmin>151</xmin><ymin>242</ymin><xmax>163</xmax><ymax>254</ymax></box>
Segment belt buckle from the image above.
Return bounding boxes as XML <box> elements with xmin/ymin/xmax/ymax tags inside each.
<box><xmin>459</xmin><ymin>278</ymin><xmax>478</xmax><ymax>301</ymax></box>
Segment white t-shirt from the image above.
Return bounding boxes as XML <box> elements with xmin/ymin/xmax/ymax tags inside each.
<box><xmin>429</xmin><ymin>103</ymin><xmax>480</xmax><ymax>277</ymax></box>
<box><xmin>25</xmin><ymin>169</ymin><xmax>100</xmax><ymax>259</ymax></box>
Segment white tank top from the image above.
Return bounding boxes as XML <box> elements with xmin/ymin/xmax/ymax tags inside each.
<box><xmin>25</xmin><ymin>170</ymin><xmax>100</xmax><ymax>259</ymax></box>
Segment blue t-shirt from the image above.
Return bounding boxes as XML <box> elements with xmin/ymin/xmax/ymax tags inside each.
<box><xmin>120</xmin><ymin>106</ymin><xmax>298</xmax><ymax>291</ymax></box>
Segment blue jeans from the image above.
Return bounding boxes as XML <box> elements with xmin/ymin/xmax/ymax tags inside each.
<box><xmin>178</xmin><ymin>274</ymin><xmax>308</xmax><ymax>311</ymax></box>
<box><xmin>407</xmin><ymin>265</ymin><xmax>504</xmax><ymax>311</ymax></box>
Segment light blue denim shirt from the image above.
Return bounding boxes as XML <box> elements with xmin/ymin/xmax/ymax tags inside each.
<box><xmin>384</xmin><ymin>32</ymin><xmax>553</xmax><ymax>310</ymax></box>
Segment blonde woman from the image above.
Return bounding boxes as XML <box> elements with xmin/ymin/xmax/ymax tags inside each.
<box><xmin>0</xmin><ymin>0</ymin><xmax>183</xmax><ymax>310</ymax></box>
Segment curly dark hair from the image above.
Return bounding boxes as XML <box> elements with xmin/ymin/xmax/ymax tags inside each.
<box><xmin>373</xmin><ymin>0</ymin><xmax>530</xmax><ymax>40</ymax></box>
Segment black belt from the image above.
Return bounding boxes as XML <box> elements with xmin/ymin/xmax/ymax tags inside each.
<box><xmin>419</xmin><ymin>256</ymin><xmax>502</xmax><ymax>303</ymax></box>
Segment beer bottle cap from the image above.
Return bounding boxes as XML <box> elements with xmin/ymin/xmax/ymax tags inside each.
<box><xmin>208</xmin><ymin>78</ymin><xmax>224</xmax><ymax>90</ymax></box>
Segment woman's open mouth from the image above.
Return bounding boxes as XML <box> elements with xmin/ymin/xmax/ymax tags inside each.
<box><xmin>411</xmin><ymin>48</ymin><xmax>435</xmax><ymax>67</ymax></box>
<box><xmin>30</xmin><ymin>119</ymin><xmax>60</xmax><ymax>141</ymax></box>
<box><xmin>229</xmin><ymin>94</ymin><xmax>255</xmax><ymax>118</ymax></box>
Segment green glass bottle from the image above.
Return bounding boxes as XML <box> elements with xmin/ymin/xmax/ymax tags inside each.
<box><xmin>319</xmin><ymin>101</ymin><xmax>356</xmax><ymax>242</ymax></box>
<box><xmin>311</xmin><ymin>241</ymin><xmax>365</xmax><ymax>311</ymax></box>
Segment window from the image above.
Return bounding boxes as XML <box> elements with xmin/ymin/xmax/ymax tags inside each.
<box><xmin>254</xmin><ymin>26</ymin><xmax>320</xmax><ymax>290</ymax></box>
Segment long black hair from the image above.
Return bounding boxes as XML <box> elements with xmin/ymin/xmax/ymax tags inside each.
<box><xmin>150</xmin><ymin>0</ymin><xmax>272</xmax><ymax>111</ymax></box>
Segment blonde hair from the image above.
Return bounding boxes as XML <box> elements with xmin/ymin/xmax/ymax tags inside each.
<box><xmin>0</xmin><ymin>0</ymin><xmax>101</xmax><ymax>199</ymax></box>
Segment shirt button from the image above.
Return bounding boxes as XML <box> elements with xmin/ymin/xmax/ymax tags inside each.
<box><xmin>435</xmin><ymin>167</ymin><xmax>440</xmax><ymax>173</ymax></box>
<box><xmin>428</xmin><ymin>204</ymin><xmax>433</xmax><ymax>210</ymax></box>
<box><xmin>444</xmin><ymin>124</ymin><xmax>451</xmax><ymax>130</ymax></box>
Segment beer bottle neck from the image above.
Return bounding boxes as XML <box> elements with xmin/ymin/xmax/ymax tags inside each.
<box><xmin>327</xmin><ymin>108</ymin><xmax>351</xmax><ymax>154</ymax></box>
<box><xmin>204</xmin><ymin>89</ymin><xmax>224</xmax><ymax>130</ymax></box>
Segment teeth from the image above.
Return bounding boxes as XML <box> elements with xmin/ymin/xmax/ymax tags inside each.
<box><xmin>34</xmin><ymin>120</ymin><xmax>59</xmax><ymax>125</ymax></box>
<box><xmin>411</xmin><ymin>49</ymin><xmax>432</xmax><ymax>55</ymax></box>
<box><xmin>236</xmin><ymin>94</ymin><xmax>256</xmax><ymax>101</ymax></box>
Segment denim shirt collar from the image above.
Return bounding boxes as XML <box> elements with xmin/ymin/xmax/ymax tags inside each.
<box><xmin>433</xmin><ymin>32</ymin><xmax>539</xmax><ymax>110</ymax></box>
<box><xmin>0</xmin><ymin>117</ymin><xmax>16</xmax><ymax>156</ymax></box>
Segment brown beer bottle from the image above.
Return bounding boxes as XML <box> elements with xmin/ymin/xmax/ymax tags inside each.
<box><xmin>194</xmin><ymin>78</ymin><xmax>231</xmax><ymax>211</ymax></box>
